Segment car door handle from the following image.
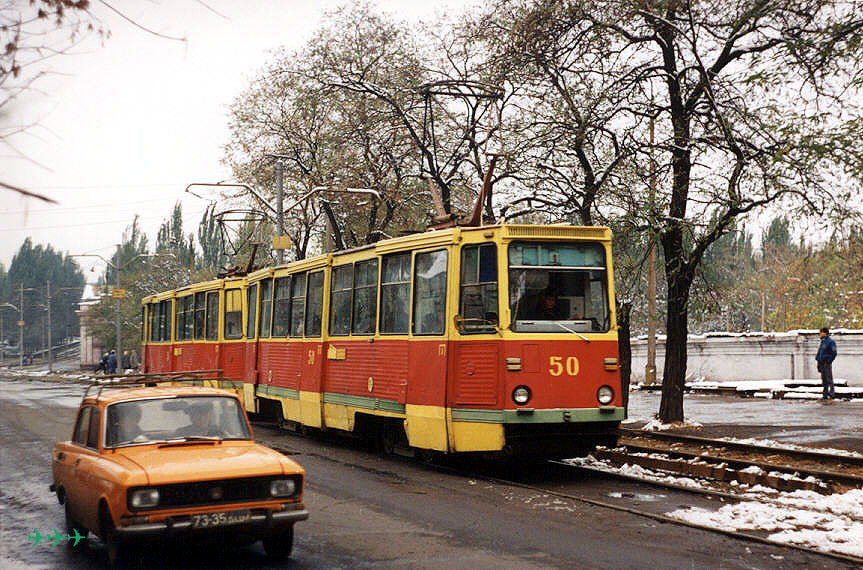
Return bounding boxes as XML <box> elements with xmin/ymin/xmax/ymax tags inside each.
<box><xmin>75</xmin><ymin>458</ymin><xmax>81</xmax><ymax>466</ymax></box>
<box><xmin>56</xmin><ymin>452</ymin><xmax>66</xmax><ymax>460</ymax></box>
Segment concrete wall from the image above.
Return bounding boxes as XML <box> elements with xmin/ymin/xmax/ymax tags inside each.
<box><xmin>630</xmin><ymin>330</ymin><xmax>863</xmax><ymax>386</ymax></box>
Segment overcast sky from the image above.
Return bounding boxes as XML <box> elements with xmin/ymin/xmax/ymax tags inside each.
<box><xmin>1</xmin><ymin>0</ymin><xmax>469</xmax><ymax>274</ymax></box>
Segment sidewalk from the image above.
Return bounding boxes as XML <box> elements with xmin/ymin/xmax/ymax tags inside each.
<box><xmin>626</xmin><ymin>388</ymin><xmax>863</xmax><ymax>454</ymax></box>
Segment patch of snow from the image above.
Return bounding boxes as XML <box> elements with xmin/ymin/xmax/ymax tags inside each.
<box><xmin>641</xmin><ymin>418</ymin><xmax>703</xmax><ymax>431</ymax></box>
<box><xmin>667</xmin><ymin>489</ymin><xmax>863</xmax><ymax>558</ymax></box>
<box><xmin>564</xmin><ymin>455</ymin><xmax>863</xmax><ymax>558</ymax></box>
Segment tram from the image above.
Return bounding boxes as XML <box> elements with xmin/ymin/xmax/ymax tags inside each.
<box><xmin>141</xmin><ymin>224</ymin><xmax>623</xmax><ymax>458</ymax></box>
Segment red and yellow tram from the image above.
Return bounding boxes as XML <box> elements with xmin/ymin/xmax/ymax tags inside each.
<box><xmin>142</xmin><ymin>224</ymin><xmax>623</xmax><ymax>457</ymax></box>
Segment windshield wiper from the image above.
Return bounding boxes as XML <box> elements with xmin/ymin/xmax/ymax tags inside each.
<box><xmin>552</xmin><ymin>321</ymin><xmax>591</xmax><ymax>342</ymax></box>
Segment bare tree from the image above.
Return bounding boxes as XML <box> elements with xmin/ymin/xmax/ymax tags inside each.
<box><xmin>299</xmin><ymin>2</ymin><xmax>504</xmax><ymax>218</ymax></box>
<box><xmin>479</xmin><ymin>0</ymin><xmax>863</xmax><ymax>422</ymax></box>
<box><xmin>1</xmin><ymin>0</ymin><xmax>103</xmax><ymax>200</ymax></box>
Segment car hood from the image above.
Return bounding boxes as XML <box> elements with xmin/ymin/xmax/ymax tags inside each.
<box><xmin>117</xmin><ymin>442</ymin><xmax>296</xmax><ymax>486</ymax></box>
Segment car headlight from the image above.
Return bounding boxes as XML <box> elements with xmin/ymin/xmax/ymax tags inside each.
<box><xmin>129</xmin><ymin>488</ymin><xmax>160</xmax><ymax>509</ymax></box>
<box><xmin>597</xmin><ymin>385</ymin><xmax>614</xmax><ymax>405</ymax></box>
<box><xmin>512</xmin><ymin>385</ymin><xmax>531</xmax><ymax>405</ymax></box>
<box><xmin>270</xmin><ymin>479</ymin><xmax>297</xmax><ymax>497</ymax></box>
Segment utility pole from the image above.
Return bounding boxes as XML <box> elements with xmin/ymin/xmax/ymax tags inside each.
<box><xmin>645</xmin><ymin>113</ymin><xmax>657</xmax><ymax>386</ymax></box>
<box><xmin>115</xmin><ymin>244</ymin><xmax>122</xmax><ymax>369</ymax></box>
<box><xmin>46</xmin><ymin>280</ymin><xmax>52</xmax><ymax>373</ymax></box>
<box><xmin>19</xmin><ymin>285</ymin><xmax>24</xmax><ymax>368</ymax></box>
<box><xmin>276</xmin><ymin>159</ymin><xmax>285</xmax><ymax>265</ymax></box>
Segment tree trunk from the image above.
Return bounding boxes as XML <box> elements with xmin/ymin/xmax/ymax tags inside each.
<box><xmin>616</xmin><ymin>300</ymin><xmax>632</xmax><ymax>418</ymax></box>
<box><xmin>658</xmin><ymin>271</ymin><xmax>691</xmax><ymax>423</ymax></box>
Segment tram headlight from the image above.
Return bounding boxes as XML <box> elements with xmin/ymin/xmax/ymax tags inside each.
<box><xmin>597</xmin><ymin>385</ymin><xmax>614</xmax><ymax>405</ymax></box>
<box><xmin>512</xmin><ymin>385</ymin><xmax>531</xmax><ymax>405</ymax></box>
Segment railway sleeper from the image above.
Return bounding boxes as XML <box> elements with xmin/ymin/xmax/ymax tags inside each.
<box><xmin>592</xmin><ymin>449</ymin><xmax>825</xmax><ymax>493</ymax></box>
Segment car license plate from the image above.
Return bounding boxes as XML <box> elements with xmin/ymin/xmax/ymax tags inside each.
<box><xmin>191</xmin><ymin>509</ymin><xmax>251</xmax><ymax>529</ymax></box>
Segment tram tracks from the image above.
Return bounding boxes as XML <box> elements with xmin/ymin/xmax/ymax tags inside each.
<box><xmin>611</xmin><ymin>428</ymin><xmax>863</xmax><ymax>493</ymax></box>
<box><xmin>546</xmin><ymin>429</ymin><xmax>863</xmax><ymax>564</ymax></box>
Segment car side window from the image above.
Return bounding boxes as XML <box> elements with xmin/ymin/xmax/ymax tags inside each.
<box><xmin>72</xmin><ymin>407</ymin><xmax>91</xmax><ymax>445</ymax></box>
<box><xmin>86</xmin><ymin>407</ymin><xmax>100</xmax><ymax>449</ymax></box>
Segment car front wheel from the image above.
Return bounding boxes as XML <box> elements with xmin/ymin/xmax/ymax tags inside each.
<box><xmin>262</xmin><ymin>526</ymin><xmax>294</xmax><ymax>559</ymax></box>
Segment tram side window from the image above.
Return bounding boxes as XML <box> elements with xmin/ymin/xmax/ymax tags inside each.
<box><xmin>259</xmin><ymin>278</ymin><xmax>273</xmax><ymax>338</ymax></box>
<box><xmin>148</xmin><ymin>303</ymin><xmax>157</xmax><ymax>342</ymax></box>
<box><xmin>194</xmin><ymin>292</ymin><xmax>206</xmax><ymax>339</ymax></box>
<box><xmin>380</xmin><ymin>253</ymin><xmax>410</xmax><ymax>334</ymax></box>
<box><xmin>157</xmin><ymin>300</ymin><xmax>171</xmax><ymax>342</ymax></box>
<box><xmin>224</xmin><ymin>289</ymin><xmax>243</xmax><ymax>339</ymax></box>
<box><xmin>305</xmin><ymin>271</ymin><xmax>323</xmax><ymax>337</ymax></box>
<box><xmin>290</xmin><ymin>273</ymin><xmax>306</xmax><ymax>337</ymax></box>
<box><xmin>141</xmin><ymin>306</ymin><xmax>146</xmax><ymax>341</ymax></box>
<box><xmin>205</xmin><ymin>291</ymin><xmax>219</xmax><ymax>340</ymax></box>
<box><xmin>459</xmin><ymin>243</ymin><xmax>498</xmax><ymax>333</ymax></box>
<box><xmin>246</xmin><ymin>284</ymin><xmax>258</xmax><ymax>339</ymax></box>
<box><xmin>352</xmin><ymin>259</ymin><xmax>378</xmax><ymax>335</ymax></box>
<box><xmin>272</xmin><ymin>276</ymin><xmax>291</xmax><ymax>337</ymax></box>
<box><xmin>413</xmin><ymin>249</ymin><xmax>448</xmax><ymax>335</ymax></box>
<box><xmin>178</xmin><ymin>295</ymin><xmax>194</xmax><ymax>341</ymax></box>
<box><xmin>329</xmin><ymin>265</ymin><xmax>352</xmax><ymax>336</ymax></box>
<box><xmin>174</xmin><ymin>298</ymin><xmax>183</xmax><ymax>340</ymax></box>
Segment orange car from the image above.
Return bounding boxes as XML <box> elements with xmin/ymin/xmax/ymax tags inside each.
<box><xmin>51</xmin><ymin>383</ymin><xmax>308</xmax><ymax>564</ymax></box>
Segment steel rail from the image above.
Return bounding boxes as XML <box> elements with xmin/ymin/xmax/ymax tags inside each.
<box><xmin>618</xmin><ymin>427</ymin><xmax>863</xmax><ymax>467</ymax></box>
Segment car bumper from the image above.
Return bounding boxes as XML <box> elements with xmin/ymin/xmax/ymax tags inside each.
<box><xmin>115</xmin><ymin>508</ymin><xmax>309</xmax><ymax>538</ymax></box>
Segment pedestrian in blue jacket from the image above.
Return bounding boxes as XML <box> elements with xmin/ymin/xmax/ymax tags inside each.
<box><xmin>107</xmin><ymin>349</ymin><xmax>118</xmax><ymax>375</ymax></box>
<box><xmin>815</xmin><ymin>327</ymin><xmax>837</xmax><ymax>400</ymax></box>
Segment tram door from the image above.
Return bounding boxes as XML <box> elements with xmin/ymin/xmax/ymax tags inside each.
<box><xmin>242</xmin><ymin>284</ymin><xmax>260</xmax><ymax>411</ymax></box>
<box><xmin>405</xmin><ymin>249</ymin><xmax>450</xmax><ymax>452</ymax></box>
<box><xmin>299</xmin><ymin>270</ymin><xmax>325</xmax><ymax>429</ymax></box>
<box><xmin>220</xmin><ymin>287</ymin><xmax>247</xmax><ymax>390</ymax></box>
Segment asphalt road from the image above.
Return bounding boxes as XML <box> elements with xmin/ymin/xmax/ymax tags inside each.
<box><xmin>0</xmin><ymin>378</ymin><xmax>843</xmax><ymax>569</ymax></box>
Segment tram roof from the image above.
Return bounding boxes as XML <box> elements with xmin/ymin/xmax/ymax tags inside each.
<box><xmin>141</xmin><ymin>224</ymin><xmax>611</xmax><ymax>300</ymax></box>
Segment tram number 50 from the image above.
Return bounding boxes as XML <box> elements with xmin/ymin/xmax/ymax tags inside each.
<box><xmin>549</xmin><ymin>356</ymin><xmax>579</xmax><ymax>376</ymax></box>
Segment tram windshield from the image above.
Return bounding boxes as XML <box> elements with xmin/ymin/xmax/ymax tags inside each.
<box><xmin>508</xmin><ymin>241</ymin><xmax>610</xmax><ymax>333</ymax></box>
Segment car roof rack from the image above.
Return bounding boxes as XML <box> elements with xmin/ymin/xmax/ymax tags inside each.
<box><xmin>82</xmin><ymin>370</ymin><xmax>226</xmax><ymax>402</ymax></box>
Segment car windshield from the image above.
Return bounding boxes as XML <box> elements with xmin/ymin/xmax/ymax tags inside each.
<box><xmin>104</xmin><ymin>396</ymin><xmax>252</xmax><ymax>447</ymax></box>
<box><xmin>508</xmin><ymin>241</ymin><xmax>610</xmax><ymax>333</ymax></box>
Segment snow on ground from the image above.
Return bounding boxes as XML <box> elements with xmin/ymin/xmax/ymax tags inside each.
<box><xmin>667</xmin><ymin>489</ymin><xmax>863</xmax><ymax>558</ymax></box>
<box><xmin>563</xmin><ymin>454</ymin><xmax>863</xmax><ymax>559</ymax></box>
<box><xmin>639</xmin><ymin>418</ymin><xmax>703</xmax><ymax>431</ymax></box>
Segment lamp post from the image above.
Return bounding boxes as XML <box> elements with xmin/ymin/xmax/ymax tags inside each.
<box><xmin>72</xmin><ymin>251</ymin><xmax>173</xmax><ymax>372</ymax></box>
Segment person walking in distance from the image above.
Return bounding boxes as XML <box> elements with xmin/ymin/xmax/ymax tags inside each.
<box><xmin>107</xmin><ymin>349</ymin><xmax>118</xmax><ymax>375</ymax></box>
<box><xmin>816</xmin><ymin>327</ymin><xmax>837</xmax><ymax>400</ymax></box>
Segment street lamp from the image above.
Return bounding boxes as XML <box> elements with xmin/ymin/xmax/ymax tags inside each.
<box><xmin>72</xmin><ymin>251</ymin><xmax>174</xmax><ymax>372</ymax></box>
